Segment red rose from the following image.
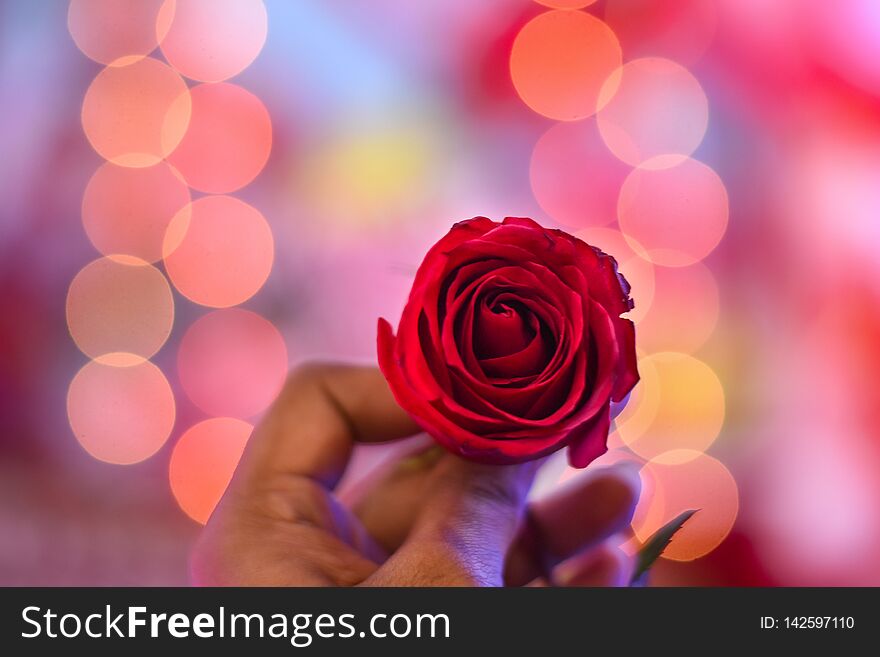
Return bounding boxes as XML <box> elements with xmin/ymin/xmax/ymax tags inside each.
<box><xmin>378</xmin><ymin>217</ymin><xmax>638</xmax><ymax>467</ymax></box>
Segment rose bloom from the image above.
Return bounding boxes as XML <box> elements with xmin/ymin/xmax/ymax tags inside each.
<box><xmin>378</xmin><ymin>217</ymin><xmax>638</xmax><ymax>467</ymax></box>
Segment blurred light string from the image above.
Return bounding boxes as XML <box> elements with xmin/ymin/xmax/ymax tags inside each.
<box><xmin>515</xmin><ymin>2</ymin><xmax>736</xmax><ymax>562</ymax></box>
<box><xmin>67</xmin><ymin>0</ymin><xmax>282</xmax><ymax>525</ymax></box>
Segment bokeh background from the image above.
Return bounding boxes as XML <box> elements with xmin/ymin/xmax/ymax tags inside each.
<box><xmin>2</xmin><ymin>0</ymin><xmax>880</xmax><ymax>586</ymax></box>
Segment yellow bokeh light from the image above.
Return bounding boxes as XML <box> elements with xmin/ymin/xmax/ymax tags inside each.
<box><xmin>615</xmin><ymin>352</ymin><xmax>725</xmax><ymax>461</ymax></box>
<box><xmin>68</xmin><ymin>358</ymin><xmax>175</xmax><ymax>465</ymax></box>
<box><xmin>66</xmin><ymin>256</ymin><xmax>174</xmax><ymax>366</ymax></box>
<box><xmin>296</xmin><ymin>115</ymin><xmax>441</xmax><ymax>230</ymax></box>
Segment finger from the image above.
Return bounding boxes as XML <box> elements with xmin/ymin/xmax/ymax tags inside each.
<box><xmin>364</xmin><ymin>455</ymin><xmax>541</xmax><ymax>586</ymax></box>
<box><xmin>552</xmin><ymin>544</ymin><xmax>633</xmax><ymax>587</ymax></box>
<box><xmin>191</xmin><ymin>494</ymin><xmax>383</xmax><ymax>586</ymax></box>
<box><xmin>339</xmin><ymin>440</ymin><xmax>446</xmax><ymax>553</ymax></box>
<box><xmin>195</xmin><ymin>363</ymin><xmax>420</xmax><ymax>586</ymax></box>
<box><xmin>235</xmin><ymin>363</ymin><xmax>420</xmax><ymax>490</ymax></box>
<box><xmin>505</xmin><ymin>462</ymin><xmax>640</xmax><ymax>586</ymax></box>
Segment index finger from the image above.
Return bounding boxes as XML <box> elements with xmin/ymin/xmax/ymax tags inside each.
<box><xmin>236</xmin><ymin>363</ymin><xmax>421</xmax><ymax>489</ymax></box>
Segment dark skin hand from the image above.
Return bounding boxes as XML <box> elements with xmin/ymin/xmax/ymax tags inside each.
<box><xmin>191</xmin><ymin>364</ymin><xmax>640</xmax><ymax>586</ymax></box>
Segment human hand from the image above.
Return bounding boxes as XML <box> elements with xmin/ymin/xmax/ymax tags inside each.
<box><xmin>191</xmin><ymin>364</ymin><xmax>640</xmax><ymax>586</ymax></box>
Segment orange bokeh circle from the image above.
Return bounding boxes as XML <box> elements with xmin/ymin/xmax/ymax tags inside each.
<box><xmin>163</xmin><ymin>195</ymin><xmax>274</xmax><ymax>308</ymax></box>
<box><xmin>177</xmin><ymin>308</ymin><xmax>288</xmax><ymax>418</ymax></box>
<box><xmin>510</xmin><ymin>10</ymin><xmax>621</xmax><ymax>121</ymax></box>
<box><xmin>67</xmin><ymin>256</ymin><xmax>174</xmax><ymax>366</ymax></box>
<box><xmin>632</xmin><ymin>450</ymin><xmax>739</xmax><ymax>561</ymax></box>
<box><xmin>68</xmin><ymin>0</ymin><xmax>170</xmax><ymax>67</ymax></box>
<box><xmin>169</xmin><ymin>417</ymin><xmax>253</xmax><ymax>524</ymax></box>
<box><xmin>68</xmin><ymin>358</ymin><xmax>176</xmax><ymax>465</ymax></box>
<box><xmin>82</xmin><ymin>161</ymin><xmax>190</xmax><ymax>263</ymax></box>
<box><xmin>159</xmin><ymin>0</ymin><xmax>268</xmax><ymax>82</ymax></box>
<box><xmin>166</xmin><ymin>82</ymin><xmax>272</xmax><ymax>193</ymax></box>
<box><xmin>81</xmin><ymin>57</ymin><xmax>191</xmax><ymax>167</ymax></box>
<box><xmin>618</xmin><ymin>156</ymin><xmax>728</xmax><ymax>267</ymax></box>
<box><xmin>615</xmin><ymin>352</ymin><xmax>725</xmax><ymax>461</ymax></box>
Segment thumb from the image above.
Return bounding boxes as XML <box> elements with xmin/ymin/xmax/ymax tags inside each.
<box><xmin>364</xmin><ymin>454</ymin><xmax>541</xmax><ymax>587</ymax></box>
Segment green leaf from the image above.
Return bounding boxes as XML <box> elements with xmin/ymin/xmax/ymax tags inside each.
<box><xmin>629</xmin><ymin>509</ymin><xmax>698</xmax><ymax>586</ymax></box>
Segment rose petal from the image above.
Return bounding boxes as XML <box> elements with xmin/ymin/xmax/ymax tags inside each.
<box><xmin>480</xmin><ymin>316</ymin><xmax>549</xmax><ymax>378</ymax></box>
<box><xmin>611</xmin><ymin>318</ymin><xmax>639</xmax><ymax>402</ymax></box>
<box><xmin>567</xmin><ymin>405</ymin><xmax>611</xmax><ymax>468</ymax></box>
<box><xmin>380</xmin><ymin>324</ymin><xmax>574</xmax><ymax>463</ymax></box>
<box><xmin>473</xmin><ymin>296</ymin><xmax>534</xmax><ymax>358</ymax></box>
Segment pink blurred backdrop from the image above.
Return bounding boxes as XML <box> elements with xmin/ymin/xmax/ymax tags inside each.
<box><xmin>1</xmin><ymin>0</ymin><xmax>879</xmax><ymax>585</ymax></box>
